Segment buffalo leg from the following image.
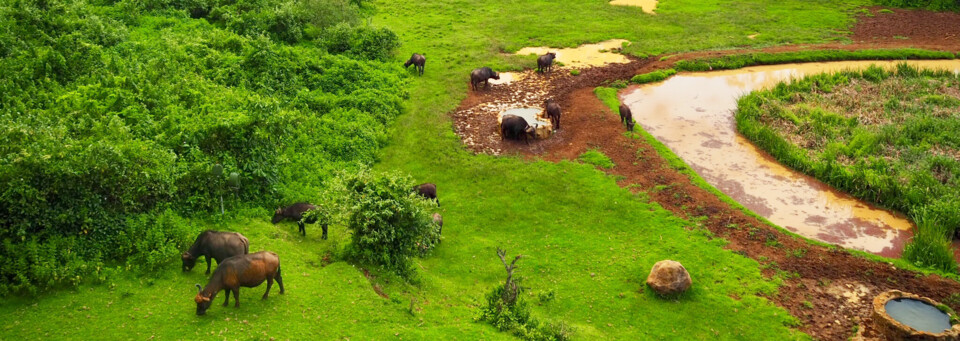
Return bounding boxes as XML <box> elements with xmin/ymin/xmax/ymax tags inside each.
<box><xmin>233</xmin><ymin>288</ymin><xmax>240</xmax><ymax>307</ymax></box>
<box><xmin>205</xmin><ymin>257</ymin><xmax>212</xmax><ymax>275</ymax></box>
<box><xmin>263</xmin><ymin>277</ymin><xmax>273</xmax><ymax>300</ymax></box>
<box><xmin>276</xmin><ymin>266</ymin><xmax>285</xmax><ymax>294</ymax></box>
<box><xmin>222</xmin><ymin>289</ymin><xmax>231</xmax><ymax>307</ymax></box>
<box><xmin>298</xmin><ymin>221</ymin><xmax>305</xmax><ymax>236</ymax></box>
<box><xmin>321</xmin><ymin>224</ymin><xmax>328</xmax><ymax>240</ymax></box>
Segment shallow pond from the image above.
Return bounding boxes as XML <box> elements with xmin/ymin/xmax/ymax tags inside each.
<box><xmin>620</xmin><ymin>60</ymin><xmax>960</xmax><ymax>257</ymax></box>
<box><xmin>516</xmin><ymin>39</ymin><xmax>631</xmax><ymax>69</ymax></box>
<box><xmin>609</xmin><ymin>0</ymin><xmax>658</xmax><ymax>13</ymax></box>
<box><xmin>885</xmin><ymin>298</ymin><xmax>952</xmax><ymax>333</ymax></box>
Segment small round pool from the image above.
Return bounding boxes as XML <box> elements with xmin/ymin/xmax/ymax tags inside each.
<box><xmin>885</xmin><ymin>298</ymin><xmax>952</xmax><ymax>334</ymax></box>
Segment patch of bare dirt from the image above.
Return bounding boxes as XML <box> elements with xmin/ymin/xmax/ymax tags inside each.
<box><xmin>449</xmin><ymin>11</ymin><xmax>960</xmax><ymax>339</ymax></box>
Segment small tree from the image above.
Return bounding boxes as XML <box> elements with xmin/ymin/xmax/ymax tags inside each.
<box><xmin>497</xmin><ymin>248</ymin><xmax>522</xmax><ymax>307</ymax></box>
<box><xmin>326</xmin><ymin>168</ymin><xmax>439</xmax><ymax>277</ymax></box>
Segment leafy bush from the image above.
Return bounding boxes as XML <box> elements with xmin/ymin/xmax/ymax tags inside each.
<box><xmin>0</xmin><ymin>0</ymin><xmax>405</xmax><ymax>294</ymax></box>
<box><xmin>325</xmin><ymin>169</ymin><xmax>440</xmax><ymax>277</ymax></box>
<box><xmin>320</xmin><ymin>23</ymin><xmax>401</xmax><ymax>61</ymax></box>
<box><xmin>874</xmin><ymin>0</ymin><xmax>959</xmax><ymax>11</ymax></box>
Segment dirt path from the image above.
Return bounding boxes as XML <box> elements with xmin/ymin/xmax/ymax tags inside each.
<box><xmin>451</xmin><ymin>8</ymin><xmax>960</xmax><ymax>340</ymax></box>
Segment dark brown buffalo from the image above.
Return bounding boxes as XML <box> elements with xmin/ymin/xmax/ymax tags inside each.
<box><xmin>500</xmin><ymin>115</ymin><xmax>536</xmax><ymax>144</ymax></box>
<box><xmin>272</xmin><ymin>203</ymin><xmax>328</xmax><ymax>239</ymax></box>
<box><xmin>432</xmin><ymin>213</ymin><xmax>443</xmax><ymax>235</ymax></box>
<box><xmin>545</xmin><ymin>99</ymin><xmax>561</xmax><ymax>130</ymax></box>
<box><xmin>182</xmin><ymin>231</ymin><xmax>249</xmax><ymax>274</ymax></box>
<box><xmin>194</xmin><ymin>251</ymin><xmax>284</xmax><ymax>315</ymax></box>
<box><xmin>470</xmin><ymin>67</ymin><xmax>499</xmax><ymax>91</ymax></box>
<box><xmin>404</xmin><ymin>53</ymin><xmax>426</xmax><ymax>76</ymax></box>
<box><xmin>414</xmin><ymin>183</ymin><xmax>440</xmax><ymax>207</ymax></box>
<box><xmin>619</xmin><ymin>104</ymin><xmax>634</xmax><ymax>131</ymax></box>
<box><xmin>537</xmin><ymin>52</ymin><xmax>556</xmax><ymax>73</ymax></box>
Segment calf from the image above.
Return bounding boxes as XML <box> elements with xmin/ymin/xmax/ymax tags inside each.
<box><xmin>404</xmin><ymin>53</ymin><xmax>426</xmax><ymax>76</ymax></box>
<box><xmin>470</xmin><ymin>67</ymin><xmax>500</xmax><ymax>91</ymax></box>
<box><xmin>537</xmin><ymin>52</ymin><xmax>556</xmax><ymax>73</ymax></box>
<box><xmin>182</xmin><ymin>231</ymin><xmax>249</xmax><ymax>275</ymax></box>
<box><xmin>193</xmin><ymin>251</ymin><xmax>284</xmax><ymax>315</ymax></box>
<box><xmin>433</xmin><ymin>213</ymin><xmax>444</xmax><ymax>235</ymax></box>
<box><xmin>414</xmin><ymin>183</ymin><xmax>440</xmax><ymax>207</ymax></box>
<box><xmin>272</xmin><ymin>203</ymin><xmax>328</xmax><ymax>239</ymax></box>
<box><xmin>619</xmin><ymin>104</ymin><xmax>634</xmax><ymax>131</ymax></box>
<box><xmin>545</xmin><ymin>99</ymin><xmax>561</xmax><ymax>130</ymax></box>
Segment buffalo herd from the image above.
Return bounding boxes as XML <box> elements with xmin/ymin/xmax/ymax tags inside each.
<box><xmin>185</xmin><ymin>184</ymin><xmax>443</xmax><ymax>315</ymax></box>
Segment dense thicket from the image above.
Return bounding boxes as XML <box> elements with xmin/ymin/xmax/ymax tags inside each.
<box><xmin>736</xmin><ymin>64</ymin><xmax>960</xmax><ymax>272</ymax></box>
<box><xmin>0</xmin><ymin>0</ymin><xmax>405</xmax><ymax>294</ymax></box>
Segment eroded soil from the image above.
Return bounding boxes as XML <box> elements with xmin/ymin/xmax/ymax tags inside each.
<box><xmin>450</xmin><ymin>8</ymin><xmax>960</xmax><ymax>340</ymax></box>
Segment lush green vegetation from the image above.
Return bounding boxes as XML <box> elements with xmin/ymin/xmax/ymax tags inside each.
<box><xmin>876</xmin><ymin>0</ymin><xmax>960</xmax><ymax>11</ymax></box>
<box><xmin>577</xmin><ymin>149</ymin><xmax>615</xmax><ymax>169</ymax></box>
<box><xmin>736</xmin><ymin>64</ymin><xmax>960</xmax><ymax>272</ymax></box>
<box><xmin>630</xmin><ymin>68</ymin><xmax>677</xmax><ymax>84</ymax></box>
<box><xmin>0</xmin><ymin>0</ymin><xmax>406</xmax><ymax>294</ymax></box>
<box><xmin>3</xmin><ymin>0</ymin><xmax>938</xmax><ymax>338</ymax></box>
<box><xmin>675</xmin><ymin>49</ymin><xmax>957</xmax><ymax>72</ymax></box>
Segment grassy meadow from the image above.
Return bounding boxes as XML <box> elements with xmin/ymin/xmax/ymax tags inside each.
<box><xmin>0</xmin><ymin>0</ymin><xmax>921</xmax><ymax>339</ymax></box>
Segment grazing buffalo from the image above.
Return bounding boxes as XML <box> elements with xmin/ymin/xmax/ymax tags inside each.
<box><xmin>537</xmin><ymin>52</ymin><xmax>557</xmax><ymax>73</ymax></box>
<box><xmin>500</xmin><ymin>115</ymin><xmax>537</xmax><ymax>144</ymax></box>
<box><xmin>272</xmin><ymin>203</ymin><xmax>328</xmax><ymax>239</ymax></box>
<box><xmin>414</xmin><ymin>183</ymin><xmax>440</xmax><ymax>207</ymax></box>
<box><xmin>404</xmin><ymin>53</ymin><xmax>426</xmax><ymax>76</ymax></box>
<box><xmin>193</xmin><ymin>251</ymin><xmax>284</xmax><ymax>315</ymax></box>
<box><xmin>619</xmin><ymin>104</ymin><xmax>634</xmax><ymax>131</ymax></box>
<box><xmin>545</xmin><ymin>99</ymin><xmax>561</xmax><ymax>130</ymax></box>
<box><xmin>182</xmin><ymin>231</ymin><xmax>249</xmax><ymax>275</ymax></box>
<box><xmin>470</xmin><ymin>67</ymin><xmax>500</xmax><ymax>91</ymax></box>
<box><xmin>432</xmin><ymin>213</ymin><xmax>444</xmax><ymax>235</ymax></box>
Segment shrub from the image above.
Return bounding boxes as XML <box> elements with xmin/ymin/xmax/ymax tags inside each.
<box><xmin>631</xmin><ymin>68</ymin><xmax>677</xmax><ymax>84</ymax></box>
<box><xmin>326</xmin><ymin>169</ymin><xmax>440</xmax><ymax>277</ymax></box>
<box><xmin>320</xmin><ymin>23</ymin><xmax>401</xmax><ymax>61</ymax></box>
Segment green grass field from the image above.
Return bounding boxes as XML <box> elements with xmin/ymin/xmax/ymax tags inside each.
<box><xmin>0</xmin><ymin>0</ymin><xmax>894</xmax><ymax>339</ymax></box>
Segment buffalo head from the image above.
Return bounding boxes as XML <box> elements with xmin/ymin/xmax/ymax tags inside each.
<box><xmin>271</xmin><ymin>207</ymin><xmax>284</xmax><ymax>224</ymax></box>
<box><xmin>182</xmin><ymin>252</ymin><xmax>197</xmax><ymax>272</ymax></box>
<box><xmin>194</xmin><ymin>284</ymin><xmax>212</xmax><ymax>315</ymax></box>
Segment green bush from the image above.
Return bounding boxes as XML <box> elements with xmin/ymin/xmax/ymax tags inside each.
<box><xmin>477</xmin><ymin>284</ymin><xmax>571</xmax><ymax>341</ymax></box>
<box><xmin>326</xmin><ymin>169</ymin><xmax>440</xmax><ymax>277</ymax></box>
<box><xmin>874</xmin><ymin>0</ymin><xmax>959</xmax><ymax>11</ymax></box>
<box><xmin>0</xmin><ymin>0</ymin><xmax>405</xmax><ymax>294</ymax></box>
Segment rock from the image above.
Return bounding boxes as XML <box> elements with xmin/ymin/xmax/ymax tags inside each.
<box><xmin>646</xmin><ymin>260</ymin><xmax>692</xmax><ymax>296</ymax></box>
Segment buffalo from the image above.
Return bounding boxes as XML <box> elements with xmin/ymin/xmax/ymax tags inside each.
<box><xmin>404</xmin><ymin>53</ymin><xmax>426</xmax><ymax>76</ymax></box>
<box><xmin>619</xmin><ymin>104</ymin><xmax>634</xmax><ymax>131</ymax></box>
<box><xmin>194</xmin><ymin>251</ymin><xmax>284</xmax><ymax>315</ymax></box>
<box><xmin>545</xmin><ymin>99</ymin><xmax>561</xmax><ymax>130</ymax></box>
<box><xmin>432</xmin><ymin>213</ymin><xmax>443</xmax><ymax>235</ymax></box>
<box><xmin>500</xmin><ymin>115</ymin><xmax>537</xmax><ymax>144</ymax></box>
<box><xmin>414</xmin><ymin>183</ymin><xmax>440</xmax><ymax>207</ymax></box>
<box><xmin>182</xmin><ymin>231</ymin><xmax>249</xmax><ymax>275</ymax></box>
<box><xmin>537</xmin><ymin>52</ymin><xmax>557</xmax><ymax>73</ymax></box>
<box><xmin>272</xmin><ymin>203</ymin><xmax>328</xmax><ymax>239</ymax></box>
<box><xmin>470</xmin><ymin>67</ymin><xmax>500</xmax><ymax>91</ymax></box>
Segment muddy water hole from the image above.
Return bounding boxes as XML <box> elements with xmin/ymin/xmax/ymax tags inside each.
<box><xmin>453</xmin><ymin>46</ymin><xmax>960</xmax><ymax>339</ymax></box>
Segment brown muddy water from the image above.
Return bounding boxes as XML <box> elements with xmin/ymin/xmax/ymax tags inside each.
<box><xmin>516</xmin><ymin>39</ymin><xmax>631</xmax><ymax>69</ymax></box>
<box><xmin>609</xmin><ymin>0</ymin><xmax>658</xmax><ymax>13</ymax></box>
<box><xmin>620</xmin><ymin>60</ymin><xmax>960</xmax><ymax>257</ymax></box>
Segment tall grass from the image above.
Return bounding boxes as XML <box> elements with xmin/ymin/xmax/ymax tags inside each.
<box><xmin>736</xmin><ymin>64</ymin><xmax>960</xmax><ymax>272</ymax></box>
